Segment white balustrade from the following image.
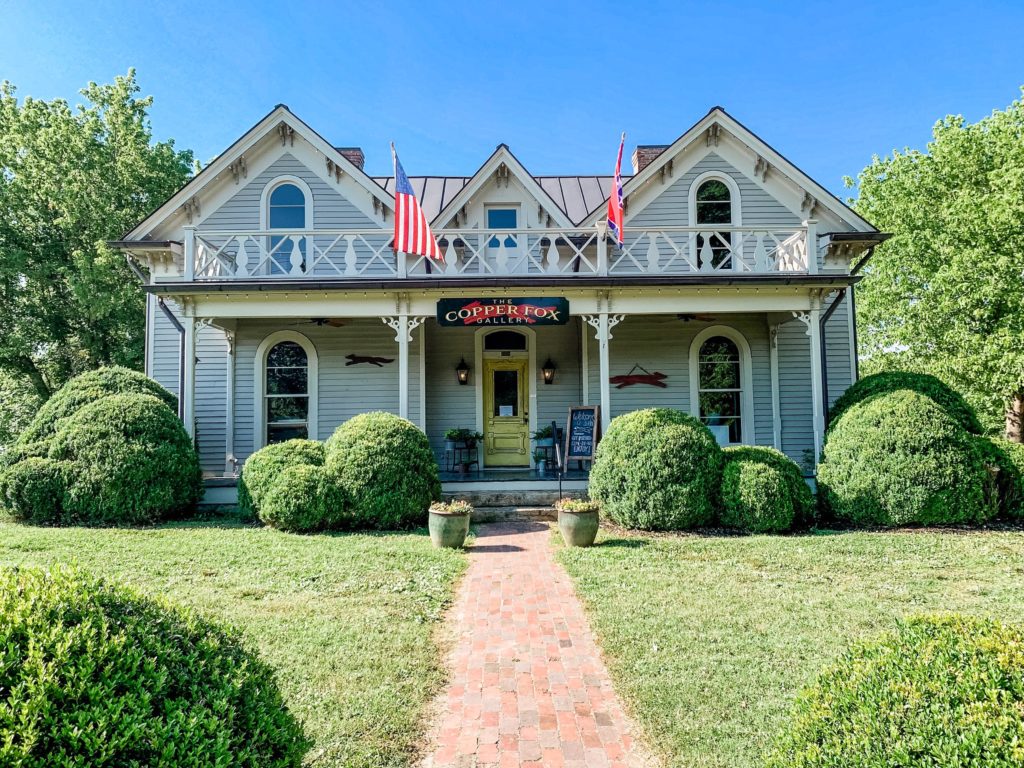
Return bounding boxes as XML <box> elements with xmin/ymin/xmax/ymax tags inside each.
<box><xmin>188</xmin><ymin>225</ymin><xmax>808</xmax><ymax>281</ymax></box>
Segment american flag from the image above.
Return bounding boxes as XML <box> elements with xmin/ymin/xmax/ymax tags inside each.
<box><xmin>392</xmin><ymin>144</ymin><xmax>442</xmax><ymax>260</ymax></box>
<box><xmin>606</xmin><ymin>132</ymin><xmax>625</xmax><ymax>246</ymax></box>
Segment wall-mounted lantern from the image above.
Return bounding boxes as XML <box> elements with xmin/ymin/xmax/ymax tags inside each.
<box><xmin>456</xmin><ymin>357</ymin><xmax>470</xmax><ymax>385</ymax></box>
<box><xmin>542</xmin><ymin>357</ymin><xmax>557</xmax><ymax>385</ymax></box>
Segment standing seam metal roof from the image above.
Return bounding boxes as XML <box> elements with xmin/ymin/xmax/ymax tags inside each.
<box><xmin>372</xmin><ymin>175</ymin><xmax>626</xmax><ymax>225</ymax></box>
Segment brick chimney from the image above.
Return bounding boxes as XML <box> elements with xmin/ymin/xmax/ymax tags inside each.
<box><xmin>631</xmin><ymin>145</ymin><xmax>669</xmax><ymax>174</ymax></box>
<box><xmin>335</xmin><ymin>147</ymin><xmax>365</xmax><ymax>170</ymax></box>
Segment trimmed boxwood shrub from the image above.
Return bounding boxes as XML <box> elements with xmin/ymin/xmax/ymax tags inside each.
<box><xmin>819</xmin><ymin>391</ymin><xmax>993</xmax><ymax>527</ymax></box>
<box><xmin>239</xmin><ymin>439</ymin><xmax>325</xmax><ymax>519</ymax></box>
<box><xmin>0</xmin><ymin>457</ymin><xmax>70</xmax><ymax>525</ymax></box>
<box><xmin>0</xmin><ymin>565</ymin><xmax>305</xmax><ymax>767</ymax></box>
<box><xmin>260</xmin><ymin>464</ymin><xmax>346</xmax><ymax>533</ymax></box>
<box><xmin>765</xmin><ymin>614</ymin><xmax>1024</xmax><ymax>768</ymax></box>
<box><xmin>324</xmin><ymin>411</ymin><xmax>440</xmax><ymax>529</ymax></box>
<box><xmin>16</xmin><ymin>365</ymin><xmax>178</xmax><ymax>445</ymax></box>
<box><xmin>589</xmin><ymin>408</ymin><xmax>723</xmax><ymax>530</ymax></box>
<box><xmin>827</xmin><ymin>370</ymin><xmax>982</xmax><ymax>435</ymax></box>
<box><xmin>719</xmin><ymin>446</ymin><xmax>813</xmax><ymax>533</ymax></box>
<box><xmin>981</xmin><ymin>437</ymin><xmax>1024</xmax><ymax>520</ymax></box>
<box><xmin>46</xmin><ymin>394</ymin><xmax>203</xmax><ymax>526</ymax></box>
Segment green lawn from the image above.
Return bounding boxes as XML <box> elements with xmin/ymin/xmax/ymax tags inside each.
<box><xmin>0</xmin><ymin>517</ymin><xmax>467</xmax><ymax>768</ymax></box>
<box><xmin>556</xmin><ymin>527</ymin><xmax>1024</xmax><ymax>768</ymax></box>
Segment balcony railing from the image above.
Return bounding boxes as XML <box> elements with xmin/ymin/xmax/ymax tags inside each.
<box><xmin>185</xmin><ymin>224</ymin><xmax>814</xmax><ymax>281</ymax></box>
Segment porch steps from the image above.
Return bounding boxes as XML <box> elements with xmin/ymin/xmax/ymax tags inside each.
<box><xmin>442</xmin><ymin>487</ymin><xmax>584</xmax><ymax>512</ymax></box>
<box><xmin>469</xmin><ymin>505</ymin><xmax>556</xmax><ymax>523</ymax></box>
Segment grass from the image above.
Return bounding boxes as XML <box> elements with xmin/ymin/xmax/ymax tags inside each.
<box><xmin>0</xmin><ymin>516</ymin><xmax>467</xmax><ymax>768</ymax></box>
<box><xmin>556</xmin><ymin>526</ymin><xmax>1024</xmax><ymax>768</ymax></box>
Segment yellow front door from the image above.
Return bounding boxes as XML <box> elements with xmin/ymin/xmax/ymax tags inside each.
<box><xmin>483</xmin><ymin>358</ymin><xmax>530</xmax><ymax>466</ymax></box>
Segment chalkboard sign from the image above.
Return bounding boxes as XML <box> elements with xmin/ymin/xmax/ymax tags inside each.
<box><xmin>565</xmin><ymin>406</ymin><xmax>600</xmax><ymax>462</ymax></box>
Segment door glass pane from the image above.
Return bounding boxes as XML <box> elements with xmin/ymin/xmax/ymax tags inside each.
<box><xmin>492</xmin><ymin>370</ymin><xmax>519</xmax><ymax>416</ymax></box>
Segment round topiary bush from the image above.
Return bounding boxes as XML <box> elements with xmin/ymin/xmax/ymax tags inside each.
<box><xmin>238</xmin><ymin>439</ymin><xmax>326</xmax><ymax>519</ymax></box>
<box><xmin>0</xmin><ymin>565</ymin><xmax>306</xmax><ymax>767</ymax></box>
<box><xmin>47</xmin><ymin>394</ymin><xmax>203</xmax><ymax>526</ymax></box>
<box><xmin>324</xmin><ymin>411</ymin><xmax>440</xmax><ymax>529</ymax></box>
<box><xmin>765</xmin><ymin>614</ymin><xmax>1024</xmax><ymax>768</ymax></box>
<box><xmin>589</xmin><ymin>408</ymin><xmax>723</xmax><ymax>530</ymax></box>
<box><xmin>819</xmin><ymin>390</ymin><xmax>993</xmax><ymax>527</ymax></box>
<box><xmin>16</xmin><ymin>366</ymin><xmax>178</xmax><ymax>446</ymax></box>
<box><xmin>719</xmin><ymin>446</ymin><xmax>813</xmax><ymax>533</ymax></box>
<box><xmin>827</xmin><ymin>370</ymin><xmax>982</xmax><ymax>436</ymax></box>
<box><xmin>260</xmin><ymin>464</ymin><xmax>346</xmax><ymax>533</ymax></box>
<box><xmin>0</xmin><ymin>457</ymin><xmax>70</xmax><ymax>525</ymax></box>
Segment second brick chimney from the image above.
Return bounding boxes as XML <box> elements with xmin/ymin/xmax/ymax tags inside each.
<box><xmin>336</xmin><ymin>147</ymin><xmax>365</xmax><ymax>170</ymax></box>
<box><xmin>631</xmin><ymin>145</ymin><xmax>669</xmax><ymax>174</ymax></box>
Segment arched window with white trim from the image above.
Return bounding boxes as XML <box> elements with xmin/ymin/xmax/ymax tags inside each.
<box><xmin>689</xmin><ymin>172</ymin><xmax>741</xmax><ymax>271</ymax></box>
<box><xmin>263</xmin><ymin>178</ymin><xmax>311</xmax><ymax>275</ymax></box>
<box><xmin>689</xmin><ymin>326</ymin><xmax>754</xmax><ymax>445</ymax></box>
<box><xmin>254</xmin><ymin>331</ymin><xmax>319</xmax><ymax>448</ymax></box>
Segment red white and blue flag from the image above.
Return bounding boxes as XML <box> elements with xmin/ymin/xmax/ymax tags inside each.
<box><xmin>392</xmin><ymin>143</ymin><xmax>442</xmax><ymax>260</ymax></box>
<box><xmin>606</xmin><ymin>132</ymin><xmax>626</xmax><ymax>246</ymax></box>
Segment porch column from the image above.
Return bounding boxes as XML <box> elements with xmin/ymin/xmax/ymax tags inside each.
<box><xmin>224</xmin><ymin>329</ymin><xmax>236</xmax><ymax>475</ymax></box>
<box><xmin>182</xmin><ymin>315</ymin><xmax>197</xmax><ymax>440</ymax></box>
<box><xmin>383</xmin><ymin>315</ymin><xmax>427</xmax><ymax>421</ymax></box>
<box><xmin>768</xmin><ymin>323</ymin><xmax>782</xmax><ymax>450</ymax></box>
<box><xmin>794</xmin><ymin>299</ymin><xmax>826</xmax><ymax>463</ymax></box>
<box><xmin>583</xmin><ymin>310</ymin><xmax>625</xmax><ymax>435</ymax></box>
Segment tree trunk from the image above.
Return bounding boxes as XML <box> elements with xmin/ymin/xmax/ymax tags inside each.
<box><xmin>1006</xmin><ymin>389</ymin><xmax>1024</xmax><ymax>443</ymax></box>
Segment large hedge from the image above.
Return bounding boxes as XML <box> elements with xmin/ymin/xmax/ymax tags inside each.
<box><xmin>324</xmin><ymin>411</ymin><xmax>440</xmax><ymax>529</ymax></box>
<box><xmin>719</xmin><ymin>446</ymin><xmax>813</xmax><ymax>533</ymax></box>
<box><xmin>0</xmin><ymin>566</ymin><xmax>305</xmax><ymax>767</ymax></box>
<box><xmin>589</xmin><ymin>409</ymin><xmax>723</xmax><ymax>530</ymax></box>
<box><xmin>16</xmin><ymin>365</ymin><xmax>179</xmax><ymax>445</ymax></box>
<box><xmin>0</xmin><ymin>368</ymin><xmax>201</xmax><ymax>526</ymax></box>
<box><xmin>766</xmin><ymin>614</ymin><xmax>1024</xmax><ymax>768</ymax></box>
<box><xmin>827</xmin><ymin>371</ymin><xmax>983</xmax><ymax>436</ymax></box>
<box><xmin>238</xmin><ymin>439</ymin><xmax>326</xmax><ymax>520</ymax></box>
<box><xmin>819</xmin><ymin>391</ymin><xmax>993</xmax><ymax>527</ymax></box>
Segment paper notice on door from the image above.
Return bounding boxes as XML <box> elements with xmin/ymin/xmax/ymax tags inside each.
<box><xmin>499</xmin><ymin>405</ymin><xmax>514</xmax><ymax>417</ymax></box>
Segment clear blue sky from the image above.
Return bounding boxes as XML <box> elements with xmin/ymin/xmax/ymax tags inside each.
<box><xmin>2</xmin><ymin>0</ymin><xmax>1023</xmax><ymax>195</ymax></box>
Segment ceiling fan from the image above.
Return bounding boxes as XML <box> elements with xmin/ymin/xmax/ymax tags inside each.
<box><xmin>287</xmin><ymin>318</ymin><xmax>346</xmax><ymax>328</ymax></box>
<box><xmin>676</xmin><ymin>313</ymin><xmax>716</xmax><ymax>323</ymax></box>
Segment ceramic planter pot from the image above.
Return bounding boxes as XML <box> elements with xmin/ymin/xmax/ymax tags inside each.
<box><xmin>558</xmin><ymin>508</ymin><xmax>599</xmax><ymax>547</ymax></box>
<box><xmin>534</xmin><ymin>437</ymin><xmax>554</xmax><ymax>448</ymax></box>
<box><xmin>429</xmin><ymin>510</ymin><xmax>470</xmax><ymax>548</ymax></box>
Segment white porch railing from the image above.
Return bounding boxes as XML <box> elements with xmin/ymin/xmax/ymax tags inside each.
<box><xmin>185</xmin><ymin>224</ymin><xmax>813</xmax><ymax>281</ymax></box>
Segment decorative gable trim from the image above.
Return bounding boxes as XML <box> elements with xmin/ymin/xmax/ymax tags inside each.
<box><xmin>432</xmin><ymin>144</ymin><xmax>574</xmax><ymax>229</ymax></box>
<box><xmin>581</xmin><ymin>107</ymin><xmax>876</xmax><ymax>232</ymax></box>
<box><xmin>124</xmin><ymin>105</ymin><xmax>394</xmax><ymax>240</ymax></box>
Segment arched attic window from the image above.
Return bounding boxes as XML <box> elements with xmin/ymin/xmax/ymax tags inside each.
<box><xmin>266</xmin><ymin>180</ymin><xmax>308</xmax><ymax>274</ymax></box>
<box><xmin>695</xmin><ymin>179</ymin><xmax>733</xmax><ymax>269</ymax></box>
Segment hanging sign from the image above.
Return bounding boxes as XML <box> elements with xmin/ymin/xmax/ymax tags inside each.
<box><xmin>565</xmin><ymin>406</ymin><xmax>600</xmax><ymax>462</ymax></box>
<box><xmin>436</xmin><ymin>297</ymin><xmax>570</xmax><ymax>327</ymax></box>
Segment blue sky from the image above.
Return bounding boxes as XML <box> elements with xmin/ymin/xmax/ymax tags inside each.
<box><xmin>2</xmin><ymin>0</ymin><xmax>1023</xmax><ymax>195</ymax></box>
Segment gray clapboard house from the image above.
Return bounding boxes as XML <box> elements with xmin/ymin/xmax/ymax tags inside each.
<box><xmin>114</xmin><ymin>105</ymin><xmax>886</xmax><ymax>501</ymax></box>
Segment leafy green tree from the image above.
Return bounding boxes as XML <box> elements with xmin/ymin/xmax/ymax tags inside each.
<box><xmin>0</xmin><ymin>70</ymin><xmax>193</xmax><ymax>408</ymax></box>
<box><xmin>849</xmin><ymin>89</ymin><xmax>1024</xmax><ymax>440</ymax></box>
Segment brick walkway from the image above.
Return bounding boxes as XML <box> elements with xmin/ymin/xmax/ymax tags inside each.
<box><xmin>421</xmin><ymin>521</ymin><xmax>652</xmax><ymax>768</ymax></box>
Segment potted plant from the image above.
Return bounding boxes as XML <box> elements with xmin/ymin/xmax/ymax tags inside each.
<box><xmin>555</xmin><ymin>498</ymin><xmax>600</xmax><ymax>547</ymax></box>
<box><xmin>428</xmin><ymin>500</ymin><xmax>472</xmax><ymax>548</ymax></box>
<box><xmin>531</xmin><ymin>425</ymin><xmax>555</xmax><ymax>448</ymax></box>
<box><xmin>444</xmin><ymin>428</ymin><xmax>482</xmax><ymax>450</ymax></box>
<box><xmin>532</xmin><ymin>448</ymin><xmax>548</xmax><ymax>475</ymax></box>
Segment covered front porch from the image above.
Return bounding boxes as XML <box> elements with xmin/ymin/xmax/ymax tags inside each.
<box><xmin>163</xmin><ymin>282</ymin><xmax>851</xmax><ymax>490</ymax></box>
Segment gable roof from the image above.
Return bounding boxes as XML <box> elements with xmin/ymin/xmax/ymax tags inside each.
<box><xmin>124</xmin><ymin>105</ymin><xmax>394</xmax><ymax>240</ymax></box>
<box><xmin>579</xmin><ymin>106</ymin><xmax>877</xmax><ymax>232</ymax></box>
<box><xmin>429</xmin><ymin>144</ymin><xmax>576</xmax><ymax>229</ymax></box>
<box><xmin>371</xmin><ymin>174</ymin><xmax>618</xmax><ymax>224</ymax></box>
